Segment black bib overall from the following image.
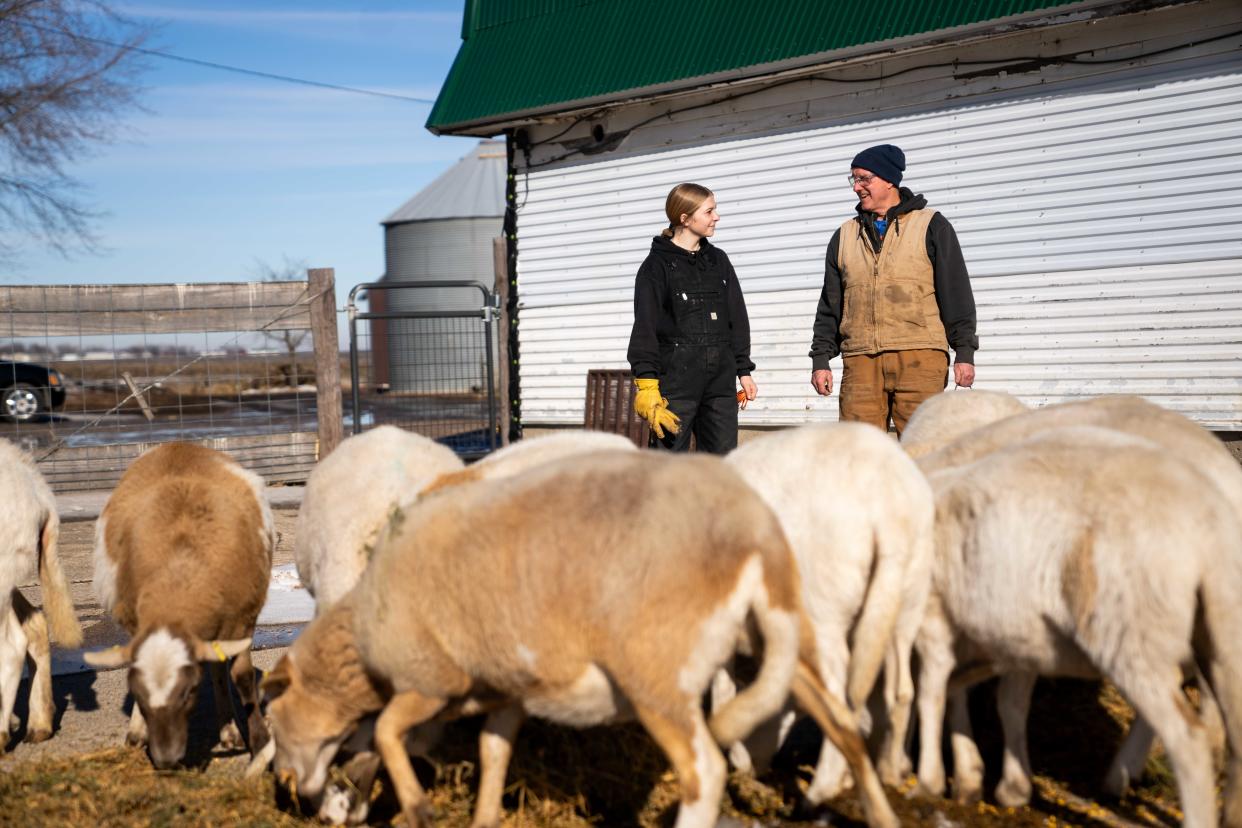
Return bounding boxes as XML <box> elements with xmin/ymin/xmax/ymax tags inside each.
<box><xmin>657</xmin><ymin>252</ymin><xmax>738</xmax><ymax>454</ymax></box>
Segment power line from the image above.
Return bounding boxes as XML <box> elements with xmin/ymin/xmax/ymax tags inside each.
<box><xmin>22</xmin><ymin>21</ymin><xmax>436</xmax><ymax>105</ymax></box>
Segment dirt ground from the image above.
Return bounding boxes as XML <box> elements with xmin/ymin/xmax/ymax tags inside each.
<box><xmin>0</xmin><ymin>508</ymin><xmax>1203</xmax><ymax>827</ymax></box>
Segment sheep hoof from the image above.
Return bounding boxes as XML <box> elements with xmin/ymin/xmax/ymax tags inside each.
<box><xmin>877</xmin><ymin>759</ymin><xmax>905</xmax><ymax>789</ymax></box>
<box><xmin>994</xmin><ymin>777</ymin><xmax>1032</xmax><ymax>808</ymax></box>
<box><xmin>26</xmin><ymin>727</ymin><xmax>52</xmax><ymax>744</ymax></box>
<box><xmin>125</xmin><ymin>732</ymin><xmax>147</xmax><ymax>748</ymax></box>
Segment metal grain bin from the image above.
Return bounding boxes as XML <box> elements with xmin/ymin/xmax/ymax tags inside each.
<box><xmin>377</xmin><ymin>140</ymin><xmax>504</xmax><ymax>393</ymax></box>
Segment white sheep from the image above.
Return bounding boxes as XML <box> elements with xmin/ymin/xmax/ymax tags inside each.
<box><xmin>914</xmin><ymin>426</ymin><xmax>1242</xmax><ymax>828</ymax></box>
<box><xmin>0</xmin><ymin>438</ymin><xmax>82</xmax><ymax>749</ymax></box>
<box><xmin>422</xmin><ymin>429</ymin><xmax>637</xmax><ymax>493</ymax></box>
<box><xmin>918</xmin><ymin>394</ymin><xmax>1242</xmax><ymax>802</ymax></box>
<box><xmin>276</xmin><ymin>428</ymin><xmax>635</xmax><ymax>824</ymax></box>
<box><xmin>263</xmin><ymin>451</ymin><xmax>899</xmax><ymax>828</ymax></box>
<box><xmin>295</xmin><ymin>425</ymin><xmax>463</xmax><ymax>611</ymax></box>
<box><xmin>899</xmin><ymin>389</ymin><xmax>1028</xmax><ymax>459</ymax></box>
<box><xmin>721</xmin><ymin>422</ymin><xmax>934</xmax><ymax>800</ymax></box>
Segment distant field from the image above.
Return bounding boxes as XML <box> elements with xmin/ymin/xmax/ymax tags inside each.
<box><xmin>45</xmin><ymin>355</ymin><xmax>330</xmax><ymax>416</ymax></box>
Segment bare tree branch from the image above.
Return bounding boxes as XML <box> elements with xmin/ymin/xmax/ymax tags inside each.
<box><xmin>253</xmin><ymin>256</ymin><xmax>311</xmax><ymax>386</ymax></box>
<box><xmin>0</xmin><ymin>1</ymin><xmax>148</xmax><ymax>260</ymax></box>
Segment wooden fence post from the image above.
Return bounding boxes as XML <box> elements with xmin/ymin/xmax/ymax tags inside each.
<box><xmin>309</xmin><ymin>268</ymin><xmax>343</xmax><ymax>459</ymax></box>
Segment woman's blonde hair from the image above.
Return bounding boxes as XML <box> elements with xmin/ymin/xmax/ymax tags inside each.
<box><xmin>660</xmin><ymin>183</ymin><xmax>713</xmax><ymax>238</ymax></box>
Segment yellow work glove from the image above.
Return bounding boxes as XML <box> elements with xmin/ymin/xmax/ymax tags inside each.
<box><xmin>633</xmin><ymin>378</ymin><xmax>680</xmax><ymax>439</ymax></box>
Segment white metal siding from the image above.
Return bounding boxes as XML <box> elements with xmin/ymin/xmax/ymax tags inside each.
<box><xmin>513</xmin><ymin>3</ymin><xmax>1242</xmax><ymax>428</ymax></box>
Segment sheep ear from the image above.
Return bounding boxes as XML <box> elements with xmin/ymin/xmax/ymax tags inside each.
<box><xmin>84</xmin><ymin>644</ymin><xmax>132</xmax><ymax>669</ymax></box>
<box><xmin>260</xmin><ymin>656</ymin><xmax>294</xmax><ymax>699</ymax></box>
<box><xmin>194</xmin><ymin>637</ymin><xmax>252</xmax><ymax>662</ymax></box>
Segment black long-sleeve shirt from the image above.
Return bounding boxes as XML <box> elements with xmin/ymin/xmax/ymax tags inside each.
<box><xmin>809</xmin><ymin>189</ymin><xmax>978</xmax><ymax>368</ymax></box>
<box><xmin>627</xmin><ymin>236</ymin><xmax>754</xmax><ymax>379</ymax></box>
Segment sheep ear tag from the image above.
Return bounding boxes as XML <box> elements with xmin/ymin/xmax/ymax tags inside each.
<box><xmin>194</xmin><ymin>638</ymin><xmax>251</xmax><ymax>662</ymax></box>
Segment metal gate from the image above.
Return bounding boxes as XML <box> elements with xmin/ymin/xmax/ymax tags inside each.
<box><xmin>347</xmin><ymin>281</ymin><xmax>499</xmax><ymax>459</ymax></box>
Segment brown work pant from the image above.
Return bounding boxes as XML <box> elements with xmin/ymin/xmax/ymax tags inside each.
<box><xmin>839</xmin><ymin>349</ymin><xmax>948</xmax><ymax>436</ymax></box>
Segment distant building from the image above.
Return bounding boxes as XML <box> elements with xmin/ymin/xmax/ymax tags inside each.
<box><xmin>370</xmin><ymin>139</ymin><xmax>505</xmax><ymax>393</ymax></box>
<box><xmin>428</xmin><ymin>0</ymin><xmax>1242</xmax><ymax>433</ymax></box>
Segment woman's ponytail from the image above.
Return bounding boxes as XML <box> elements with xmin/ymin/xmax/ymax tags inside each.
<box><xmin>662</xmin><ymin>183</ymin><xmax>712</xmax><ymax>238</ymax></box>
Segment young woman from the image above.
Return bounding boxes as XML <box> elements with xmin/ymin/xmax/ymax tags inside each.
<box><xmin>626</xmin><ymin>183</ymin><xmax>757</xmax><ymax>454</ymax></box>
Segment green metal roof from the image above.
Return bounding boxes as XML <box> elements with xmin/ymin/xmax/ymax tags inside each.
<box><xmin>428</xmin><ymin>0</ymin><xmax>1098</xmax><ymax>134</ymax></box>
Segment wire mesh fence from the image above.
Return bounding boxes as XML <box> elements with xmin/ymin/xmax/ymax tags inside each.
<box><xmin>0</xmin><ymin>281</ymin><xmax>332</xmax><ymax>491</ymax></box>
<box><xmin>349</xmin><ymin>281</ymin><xmax>499</xmax><ymax>459</ymax></box>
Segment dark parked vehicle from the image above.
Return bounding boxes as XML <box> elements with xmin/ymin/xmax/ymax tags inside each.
<box><xmin>1</xmin><ymin>361</ymin><xmax>66</xmax><ymax>422</ymax></box>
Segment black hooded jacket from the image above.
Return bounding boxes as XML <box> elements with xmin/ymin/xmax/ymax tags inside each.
<box><xmin>808</xmin><ymin>187</ymin><xmax>978</xmax><ymax>368</ymax></box>
<box><xmin>627</xmin><ymin>235</ymin><xmax>755</xmax><ymax>380</ymax></box>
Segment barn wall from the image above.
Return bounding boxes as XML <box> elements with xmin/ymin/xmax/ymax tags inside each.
<box><xmin>511</xmin><ymin>0</ymin><xmax>1242</xmax><ymax>428</ymax></box>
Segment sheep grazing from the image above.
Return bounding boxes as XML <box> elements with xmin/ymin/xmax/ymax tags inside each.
<box><xmin>277</xmin><ymin>429</ymin><xmax>633</xmax><ymax>823</ymax></box>
<box><xmin>84</xmin><ymin>442</ymin><xmax>274</xmax><ymax>769</ymax></box>
<box><xmin>0</xmin><ymin>438</ymin><xmax>83</xmax><ymax>749</ymax></box>
<box><xmin>915</xmin><ymin>426</ymin><xmax>1242</xmax><ymax>828</ymax></box>
<box><xmin>262</xmin><ymin>451</ymin><xmax>898</xmax><ymax>828</ymax></box>
<box><xmin>899</xmin><ymin>388</ymin><xmax>1028</xmax><ymax>459</ymax></box>
<box><xmin>917</xmin><ymin>394</ymin><xmax>1242</xmax><ymax>808</ymax></box>
<box><xmin>721</xmin><ymin>422</ymin><xmax>934</xmax><ymax>800</ymax></box>
<box><xmin>295</xmin><ymin>425</ymin><xmax>463</xmax><ymax>613</ymax></box>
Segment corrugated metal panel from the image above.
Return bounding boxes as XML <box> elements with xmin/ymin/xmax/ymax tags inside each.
<box><xmin>383</xmin><ymin>140</ymin><xmax>505</xmax><ymax>224</ymax></box>
<box><xmin>428</xmin><ymin>0</ymin><xmax>1102</xmax><ymax>131</ymax></box>
<box><xmin>383</xmin><ymin>217</ymin><xmax>503</xmax><ymax>307</ymax></box>
<box><xmin>513</xmin><ymin>42</ymin><xmax>1242</xmax><ymax>428</ymax></box>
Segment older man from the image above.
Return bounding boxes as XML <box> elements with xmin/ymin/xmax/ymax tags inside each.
<box><xmin>809</xmin><ymin>144</ymin><xmax>978</xmax><ymax>435</ymax></box>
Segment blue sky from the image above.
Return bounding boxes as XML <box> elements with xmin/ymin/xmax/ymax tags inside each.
<box><xmin>7</xmin><ymin>1</ymin><xmax>481</xmax><ymax>309</ymax></box>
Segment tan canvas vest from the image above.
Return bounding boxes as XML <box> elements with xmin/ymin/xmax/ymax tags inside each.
<box><xmin>836</xmin><ymin>208</ymin><xmax>949</xmax><ymax>356</ymax></box>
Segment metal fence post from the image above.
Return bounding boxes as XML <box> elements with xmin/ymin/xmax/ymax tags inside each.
<box><xmin>492</xmin><ymin>236</ymin><xmax>510</xmax><ymax>446</ymax></box>
<box><xmin>309</xmin><ymin>267</ymin><xmax>343</xmax><ymax>459</ymax></box>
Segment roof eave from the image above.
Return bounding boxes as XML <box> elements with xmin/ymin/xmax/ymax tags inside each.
<box><xmin>427</xmin><ymin>0</ymin><xmax>1169</xmax><ymax>137</ymax></box>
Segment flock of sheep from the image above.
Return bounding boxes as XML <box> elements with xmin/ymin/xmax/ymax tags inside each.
<box><xmin>1</xmin><ymin>390</ymin><xmax>1240</xmax><ymax>828</ymax></box>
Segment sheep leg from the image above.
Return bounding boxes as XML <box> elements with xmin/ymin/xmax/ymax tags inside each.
<box><xmin>710</xmin><ymin>664</ymin><xmax>747</xmax><ymax>771</ymax></box>
<box><xmin>635</xmin><ymin>702</ymin><xmax>727</xmax><ymax>828</ymax></box>
<box><xmin>878</xmin><ymin>627</ymin><xmax>916</xmax><ymax>785</ymax></box>
<box><xmin>993</xmin><ymin>671</ymin><xmax>1037</xmax><ymax>807</ymax></box>
<box><xmin>913</xmin><ymin>612</ymin><xmax>955</xmax><ymax>798</ymax></box>
<box><xmin>789</xmin><ymin>660</ymin><xmax>898</xmax><ymax>828</ymax></box>
<box><xmin>208</xmin><ymin>660</ymin><xmax>244</xmax><ymax>750</ymax></box>
<box><xmin>1112</xmin><ymin>664</ymin><xmax>1215</xmax><ymax>828</ymax></box>
<box><xmin>0</xmin><ymin>602</ymin><xmax>29</xmax><ymax>751</ymax></box>
<box><xmin>948</xmin><ymin>688</ymin><xmax>984</xmax><ymax>804</ymax></box>
<box><xmin>469</xmin><ymin>703</ymin><xmax>525</xmax><ymax>828</ymax></box>
<box><xmin>1104</xmin><ymin>715</ymin><xmax>1154</xmax><ymax>796</ymax></box>
<box><xmin>804</xmin><ymin>632</ymin><xmax>854</xmax><ymax>803</ymax></box>
<box><xmin>375</xmin><ymin>690</ymin><xmax>447</xmax><ymax>828</ymax></box>
<box><xmin>229</xmin><ymin>647</ymin><xmax>269</xmax><ymax>754</ymax></box>
<box><xmin>13</xmin><ymin>593</ymin><xmax>53</xmax><ymax>742</ymax></box>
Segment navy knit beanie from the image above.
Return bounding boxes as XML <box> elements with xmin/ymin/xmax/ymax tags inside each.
<box><xmin>851</xmin><ymin>144</ymin><xmax>905</xmax><ymax>186</ymax></box>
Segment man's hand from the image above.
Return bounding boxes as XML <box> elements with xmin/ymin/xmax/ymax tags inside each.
<box><xmin>738</xmin><ymin>375</ymin><xmax>757</xmax><ymax>410</ymax></box>
<box><xmin>954</xmin><ymin>363</ymin><xmax>976</xmax><ymax>388</ymax></box>
<box><xmin>811</xmin><ymin>368</ymin><xmax>833</xmax><ymax>396</ymax></box>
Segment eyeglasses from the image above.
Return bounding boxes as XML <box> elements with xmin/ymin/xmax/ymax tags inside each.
<box><xmin>847</xmin><ymin>173</ymin><xmax>877</xmax><ymax>187</ymax></box>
